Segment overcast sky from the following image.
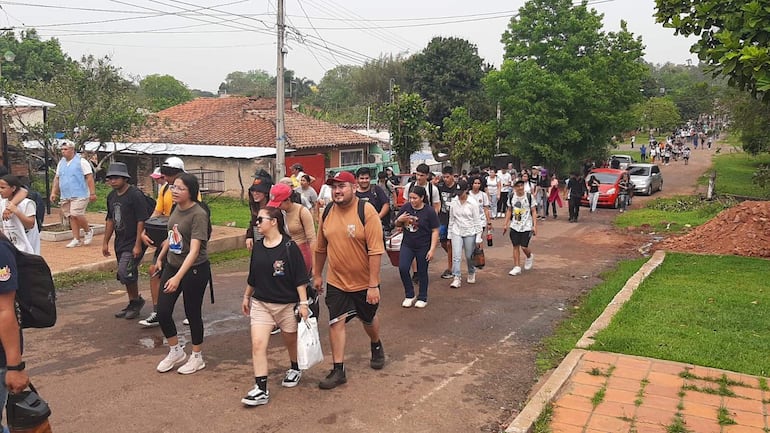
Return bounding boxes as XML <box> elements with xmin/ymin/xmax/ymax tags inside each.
<box><xmin>4</xmin><ymin>0</ymin><xmax>697</xmax><ymax>92</ymax></box>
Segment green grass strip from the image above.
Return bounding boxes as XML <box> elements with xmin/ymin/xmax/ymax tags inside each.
<box><xmin>591</xmin><ymin>253</ymin><xmax>770</xmax><ymax>377</ymax></box>
<box><xmin>698</xmin><ymin>152</ymin><xmax>770</xmax><ymax>198</ymax></box>
<box><xmin>532</xmin><ymin>402</ymin><xmax>553</xmax><ymax>433</ymax></box>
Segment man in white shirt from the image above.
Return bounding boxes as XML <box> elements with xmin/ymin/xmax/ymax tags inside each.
<box><xmin>497</xmin><ymin>167</ymin><xmax>513</xmax><ymax>218</ymax></box>
<box><xmin>402</xmin><ymin>164</ymin><xmax>440</xmax><ymax>214</ymax></box>
<box><xmin>502</xmin><ymin>180</ymin><xmax>537</xmax><ymax>276</ymax></box>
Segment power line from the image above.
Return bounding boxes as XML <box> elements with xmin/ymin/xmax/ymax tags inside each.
<box><xmin>295</xmin><ymin>0</ymin><xmax>341</xmax><ymax>65</ymax></box>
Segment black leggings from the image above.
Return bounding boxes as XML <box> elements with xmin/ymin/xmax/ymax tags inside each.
<box><xmin>157</xmin><ymin>261</ymin><xmax>211</xmax><ymax>346</ymax></box>
<box><xmin>498</xmin><ymin>192</ymin><xmax>509</xmax><ymax>214</ymax></box>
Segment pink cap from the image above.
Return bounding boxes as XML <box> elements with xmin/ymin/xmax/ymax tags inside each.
<box><xmin>150</xmin><ymin>167</ymin><xmax>162</xmax><ymax>179</ymax></box>
<box><xmin>325</xmin><ymin>171</ymin><xmax>356</xmax><ymax>185</ymax></box>
<box><xmin>267</xmin><ymin>183</ymin><xmax>292</xmax><ymax>207</ymax></box>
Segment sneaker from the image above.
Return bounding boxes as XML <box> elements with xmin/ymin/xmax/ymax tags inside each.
<box><xmin>281</xmin><ymin>368</ymin><xmax>302</xmax><ymax>388</ymax></box>
<box><xmin>65</xmin><ymin>239</ymin><xmax>82</xmax><ymax>248</ymax></box>
<box><xmin>467</xmin><ymin>273</ymin><xmax>476</xmax><ymax>284</ymax></box>
<box><xmin>524</xmin><ymin>254</ymin><xmax>534</xmax><ymax>271</ymax></box>
<box><xmin>319</xmin><ymin>368</ymin><xmax>347</xmax><ymax>390</ymax></box>
<box><xmin>182</xmin><ymin>318</ymin><xmax>190</xmax><ymax>325</ymax></box>
<box><xmin>414</xmin><ymin>300</ymin><xmax>427</xmax><ymax>309</ymax></box>
<box><xmin>508</xmin><ymin>266</ymin><xmax>522</xmax><ymax>276</ymax></box>
<box><xmin>114</xmin><ymin>302</ymin><xmax>132</xmax><ymax>318</ymax></box>
<box><xmin>138</xmin><ymin>311</ymin><xmax>160</xmax><ymax>328</ymax></box>
<box><xmin>241</xmin><ymin>385</ymin><xmax>269</xmax><ymax>406</ymax></box>
<box><xmin>401</xmin><ymin>297</ymin><xmax>416</xmax><ymax>308</ymax></box>
<box><xmin>83</xmin><ymin>229</ymin><xmax>94</xmax><ymax>245</ymax></box>
<box><xmin>177</xmin><ymin>352</ymin><xmax>206</xmax><ymax>374</ymax></box>
<box><xmin>157</xmin><ymin>349</ymin><xmax>186</xmax><ymax>373</ymax></box>
<box><xmin>370</xmin><ymin>342</ymin><xmax>385</xmax><ymax>370</ymax></box>
<box><xmin>450</xmin><ymin>276</ymin><xmax>461</xmax><ymax>288</ymax></box>
<box><xmin>124</xmin><ymin>297</ymin><xmax>145</xmax><ymax>320</ymax></box>
<box><xmin>440</xmin><ymin>269</ymin><xmax>453</xmax><ymax>279</ymax></box>
<box><xmin>270</xmin><ymin>326</ymin><xmax>281</xmax><ymax>335</ymax></box>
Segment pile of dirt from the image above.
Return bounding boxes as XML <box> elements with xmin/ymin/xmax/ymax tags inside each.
<box><xmin>657</xmin><ymin>201</ymin><xmax>770</xmax><ymax>258</ymax></box>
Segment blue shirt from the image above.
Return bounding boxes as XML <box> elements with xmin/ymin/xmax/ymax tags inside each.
<box><xmin>0</xmin><ymin>242</ymin><xmax>19</xmax><ymax>367</ymax></box>
<box><xmin>397</xmin><ymin>203</ymin><xmax>439</xmax><ymax>250</ymax></box>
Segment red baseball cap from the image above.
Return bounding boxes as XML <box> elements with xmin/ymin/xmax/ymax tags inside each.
<box><xmin>325</xmin><ymin>171</ymin><xmax>356</xmax><ymax>185</ymax></box>
<box><xmin>267</xmin><ymin>183</ymin><xmax>292</xmax><ymax>207</ymax></box>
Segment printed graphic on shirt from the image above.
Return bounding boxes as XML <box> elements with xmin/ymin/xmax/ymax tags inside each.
<box><xmin>272</xmin><ymin>259</ymin><xmax>286</xmax><ymax>277</ymax></box>
<box><xmin>405</xmin><ymin>216</ymin><xmax>419</xmax><ymax>232</ymax></box>
<box><xmin>347</xmin><ymin>224</ymin><xmax>356</xmax><ymax>238</ymax></box>
<box><xmin>0</xmin><ymin>265</ymin><xmax>11</xmax><ymax>282</ymax></box>
<box><xmin>168</xmin><ymin>224</ymin><xmax>183</xmax><ymax>254</ymax></box>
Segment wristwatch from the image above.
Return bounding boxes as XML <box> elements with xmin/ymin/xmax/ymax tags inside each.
<box><xmin>6</xmin><ymin>361</ymin><xmax>25</xmax><ymax>371</ymax></box>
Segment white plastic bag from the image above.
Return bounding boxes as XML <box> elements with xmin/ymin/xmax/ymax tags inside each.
<box><xmin>297</xmin><ymin>317</ymin><xmax>324</xmax><ymax>370</ymax></box>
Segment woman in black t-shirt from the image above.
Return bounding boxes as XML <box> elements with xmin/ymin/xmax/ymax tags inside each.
<box><xmin>240</xmin><ymin>206</ymin><xmax>310</xmax><ymax>407</ymax></box>
<box><xmin>394</xmin><ymin>185</ymin><xmax>439</xmax><ymax>309</ymax></box>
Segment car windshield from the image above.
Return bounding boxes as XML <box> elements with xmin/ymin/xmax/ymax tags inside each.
<box><xmin>629</xmin><ymin>167</ymin><xmax>650</xmax><ymax>176</ymax></box>
<box><xmin>589</xmin><ymin>173</ymin><xmax>620</xmax><ymax>184</ymax></box>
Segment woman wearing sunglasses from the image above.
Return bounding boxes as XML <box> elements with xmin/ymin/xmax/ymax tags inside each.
<box><xmin>240</xmin><ymin>206</ymin><xmax>311</xmax><ymax>407</ymax></box>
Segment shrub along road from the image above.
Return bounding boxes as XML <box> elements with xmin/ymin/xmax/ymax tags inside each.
<box><xmin>25</xmin><ymin>145</ymin><xmax>716</xmax><ymax>433</ymax></box>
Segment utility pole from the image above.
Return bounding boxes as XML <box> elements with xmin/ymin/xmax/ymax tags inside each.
<box><xmin>275</xmin><ymin>0</ymin><xmax>287</xmax><ymax>179</ymax></box>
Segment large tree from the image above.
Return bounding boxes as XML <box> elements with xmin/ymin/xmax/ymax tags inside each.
<box><xmin>405</xmin><ymin>37</ymin><xmax>487</xmax><ymax>128</ymax></box>
<box><xmin>655</xmin><ymin>0</ymin><xmax>770</xmax><ymax>98</ymax></box>
<box><xmin>485</xmin><ymin>0</ymin><xmax>647</xmax><ymax>172</ymax></box>
<box><xmin>442</xmin><ymin>107</ymin><xmax>496</xmax><ymax>168</ymax></box>
<box><xmin>0</xmin><ymin>29</ymin><xmax>74</xmax><ymax>88</ymax></box>
<box><xmin>218</xmin><ymin>69</ymin><xmax>274</xmax><ymax>97</ymax></box>
<box><xmin>632</xmin><ymin>97</ymin><xmax>682</xmax><ymax>132</ymax></box>
<box><xmin>139</xmin><ymin>74</ymin><xmax>193</xmax><ymax>112</ymax></box>
<box><xmin>384</xmin><ymin>86</ymin><xmax>428</xmax><ymax>173</ymax></box>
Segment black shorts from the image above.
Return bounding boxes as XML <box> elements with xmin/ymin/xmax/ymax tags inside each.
<box><xmin>325</xmin><ymin>283</ymin><xmax>379</xmax><ymax>326</ymax></box>
<box><xmin>116</xmin><ymin>250</ymin><xmax>145</xmax><ymax>284</ymax></box>
<box><xmin>508</xmin><ymin>230</ymin><xmax>532</xmax><ymax>247</ymax></box>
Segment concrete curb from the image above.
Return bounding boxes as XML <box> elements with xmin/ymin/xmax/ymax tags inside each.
<box><xmin>504</xmin><ymin>250</ymin><xmax>667</xmax><ymax>432</ymax></box>
<box><xmin>51</xmin><ymin>233</ymin><xmax>245</xmax><ymax>277</ymax></box>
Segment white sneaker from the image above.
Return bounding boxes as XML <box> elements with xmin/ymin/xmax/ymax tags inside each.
<box><xmin>157</xmin><ymin>348</ymin><xmax>186</xmax><ymax>373</ymax></box>
<box><xmin>177</xmin><ymin>352</ymin><xmax>205</xmax><ymax>374</ymax></box>
<box><xmin>450</xmin><ymin>276</ymin><xmax>461</xmax><ymax>288</ymax></box>
<box><xmin>401</xmin><ymin>297</ymin><xmax>416</xmax><ymax>308</ymax></box>
<box><xmin>241</xmin><ymin>385</ymin><xmax>269</xmax><ymax>406</ymax></box>
<box><xmin>83</xmin><ymin>229</ymin><xmax>94</xmax><ymax>245</ymax></box>
<box><xmin>65</xmin><ymin>239</ymin><xmax>82</xmax><ymax>248</ymax></box>
<box><xmin>414</xmin><ymin>300</ymin><xmax>427</xmax><ymax>308</ymax></box>
<box><xmin>182</xmin><ymin>318</ymin><xmax>190</xmax><ymax>325</ymax></box>
<box><xmin>524</xmin><ymin>254</ymin><xmax>534</xmax><ymax>271</ymax></box>
<box><xmin>281</xmin><ymin>368</ymin><xmax>302</xmax><ymax>388</ymax></box>
<box><xmin>508</xmin><ymin>266</ymin><xmax>522</xmax><ymax>276</ymax></box>
<box><xmin>467</xmin><ymin>273</ymin><xmax>476</xmax><ymax>284</ymax></box>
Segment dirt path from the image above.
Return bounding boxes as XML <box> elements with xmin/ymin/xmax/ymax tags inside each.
<box><xmin>24</xmin><ymin>144</ymin><xmax>717</xmax><ymax>433</ymax></box>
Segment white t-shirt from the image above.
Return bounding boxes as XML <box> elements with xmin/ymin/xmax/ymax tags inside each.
<box><xmin>486</xmin><ymin>175</ymin><xmax>499</xmax><ymax>196</ymax></box>
<box><xmin>498</xmin><ymin>172</ymin><xmax>513</xmax><ymax>193</ymax></box>
<box><xmin>508</xmin><ymin>192</ymin><xmax>535</xmax><ymax>232</ymax></box>
<box><xmin>468</xmin><ymin>190</ymin><xmax>490</xmax><ymax>224</ymax></box>
<box><xmin>0</xmin><ymin>197</ymin><xmax>38</xmax><ymax>254</ymax></box>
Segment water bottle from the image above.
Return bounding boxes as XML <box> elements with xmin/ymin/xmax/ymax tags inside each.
<box><xmin>487</xmin><ymin>228</ymin><xmax>493</xmax><ymax>247</ymax></box>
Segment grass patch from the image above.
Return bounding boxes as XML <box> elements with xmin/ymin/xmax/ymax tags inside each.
<box><xmin>666</xmin><ymin>414</ymin><xmax>692</xmax><ymax>433</ymax></box>
<box><xmin>590</xmin><ymin>253</ymin><xmax>770</xmax><ymax>377</ymax></box>
<box><xmin>531</xmin><ymin>402</ymin><xmax>553</xmax><ymax>433</ymax></box>
<box><xmin>635</xmin><ymin>378</ymin><xmax>649</xmax><ymax>406</ymax></box>
<box><xmin>614</xmin><ymin>195</ymin><xmax>736</xmax><ymax>232</ymax></box>
<box><xmin>535</xmin><ymin>258</ymin><xmax>648</xmax><ymax>373</ymax></box>
<box><xmin>205</xmin><ymin>196</ymin><xmax>251</xmax><ymax>228</ymax></box>
<box><xmin>591</xmin><ymin>387</ymin><xmax>607</xmax><ymax>407</ymax></box>
<box><xmin>717</xmin><ymin>406</ymin><xmax>737</xmax><ymax>426</ymax></box>
<box><xmin>699</xmin><ymin>152</ymin><xmax>770</xmax><ymax>199</ymax></box>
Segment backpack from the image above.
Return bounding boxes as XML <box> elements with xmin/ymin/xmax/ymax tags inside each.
<box><xmin>408</xmin><ymin>182</ymin><xmax>435</xmax><ymax>207</ymax></box>
<box><xmin>322</xmin><ymin>198</ymin><xmax>367</xmax><ymax>226</ymax></box>
<box><xmin>26</xmin><ymin>189</ymin><xmax>46</xmax><ymax>232</ymax></box>
<box><xmin>141</xmin><ymin>191</ymin><xmax>156</xmax><ymax>219</ymax></box>
<box><xmin>508</xmin><ymin>192</ymin><xmax>534</xmax><ymax>212</ymax></box>
<box><xmin>1</xmin><ymin>239</ymin><xmax>56</xmax><ymax>328</ymax></box>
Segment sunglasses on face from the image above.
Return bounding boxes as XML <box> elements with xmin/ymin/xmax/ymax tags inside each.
<box><xmin>256</xmin><ymin>216</ymin><xmax>273</xmax><ymax>224</ymax></box>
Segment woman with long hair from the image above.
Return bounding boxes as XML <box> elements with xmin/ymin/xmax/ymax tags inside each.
<box><xmin>468</xmin><ymin>175</ymin><xmax>492</xmax><ymax>245</ymax></box>
<box><xmin>154</xmin><ymin>173</ymin><xmax>212</xmax><ymax>375</ymax></box>
<box><xmin>395</xmin><ymin>185</ymin><xmax>439</xmax><ymax>308</ymax></box>
<box><xmin>245</xmin><ymin>173</ymin><xmax>272</xmax><ymax>251</ymax></box>
<box><xmin>270</xmin><ymin>183</ymin><xmax>315</xmax><ymax>275</ymax></box>
<box><xmin>240</xmin><ymin>206</ymin><xmax>310</xmax><ymax>406</ymax></box>
<box><xmin>447</xmin><ymin>180</ymin><xmax>482</xmax><ymax>288</ymax></box>
<box><xmin>0</xmin><ymin>175</ymin><xmax>39</xmax><ymax>254</ymax></box>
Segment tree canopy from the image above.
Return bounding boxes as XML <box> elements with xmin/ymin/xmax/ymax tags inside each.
<box><xmin>0</xmin><ymin>29</ymin><xmax>74</xmax><ymax>88</ymax></box>
<box><xmin>632</xmin><ymin>96</ymin><xmax>682</xmax><ymax>132</ymax></box>
<box><xmin>655</xmin><ymin>0</ymin><xmax>770</xmax><ymax>98</ymax></box>
<box><xmin>139</xmin><ymin>74</ymin><xmax>193</xmax><ymax>112</ymax></box>
<box><xmin>384</xmin><ymin>86</ymin><xmax>427</xmax><ymax>172</ymax></box>
<box><xmin>486</xmin><ymin>0</ymin><xmax>647</xmax><ymax>172</ymax></box>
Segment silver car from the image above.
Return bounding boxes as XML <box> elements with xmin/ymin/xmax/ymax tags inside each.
<box><xmin>627</xmin><ymin>163</ymin><xmax>663</xmax><ymax>195</ymax></box>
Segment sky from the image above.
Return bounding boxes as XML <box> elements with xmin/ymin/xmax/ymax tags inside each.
<box><xmin>2</xmin><ymin>0</ymin><xmax>698</xmax><ymax>92</ymax></box>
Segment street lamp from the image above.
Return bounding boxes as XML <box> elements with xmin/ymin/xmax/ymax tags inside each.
<box><xmin>0</xmin><ymin>50</ymin><xmax>16</xmax><ymax>171</ymax></box>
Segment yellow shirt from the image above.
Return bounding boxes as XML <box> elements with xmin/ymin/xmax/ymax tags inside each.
<box><xmin>315</xmin><ymin>198</ymin><xmax>384</xmax><ymax>291</ymax></box>
<box><xmin>155</xmin><ymin>184</ymin><xmax>202</xmax><ymax>217</ymax></box>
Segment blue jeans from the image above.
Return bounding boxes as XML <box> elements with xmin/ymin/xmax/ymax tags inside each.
<box><xmin>398</xmin><ymin>244</ymin><xmax>430</xmax><ymax>301</ymax></box>
<box><xmin>489</xmin><ymin>193</ymin><xmax>498</xmax><ymax>217</ymax></box>
<box><xmin>451</xmin><ymin>234</ymin><xmax>476</xmax><ymax>277</ymax></box>
<box><xmin>1</xmin><ymin>367</ymin><xmax>7</xmax><ymax>432</ymax></box>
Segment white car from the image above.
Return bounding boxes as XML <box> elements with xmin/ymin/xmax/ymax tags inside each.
<box><xmin>609</xmin><ymin>154</ymin><xmax>635</xmax><ymax>170</ymax></box>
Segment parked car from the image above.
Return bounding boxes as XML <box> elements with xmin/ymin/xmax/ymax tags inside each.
<box><xmin>580</xmin><ymin>168</ymin><xmax>626</xmax><ymax>209</ymax></box>
<box><xmin>627</xmin><ymin>163</ymin><xmax>663</xmax><ymax>195</ymax></box>
<box><xmin>609</xmin><ymin>154</ymin><xmax>635</xmax><ymax>170</ymax></box>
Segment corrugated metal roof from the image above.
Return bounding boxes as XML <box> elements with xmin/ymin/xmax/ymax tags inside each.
<box><xmin>0</xmin><ymin>93</ymin><xmax>55</xmax><ymax>108</ymax></box>
<box><xmin>83</xmin><ymin>141</ymin><xmax>290</xmax><ymax>159</ymax></box>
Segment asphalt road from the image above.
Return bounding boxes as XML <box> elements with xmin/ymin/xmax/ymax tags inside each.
<box><xmin>23</xmin><ymin>145</ymin><xmax>713</xmax><ymax>433</ymax></box>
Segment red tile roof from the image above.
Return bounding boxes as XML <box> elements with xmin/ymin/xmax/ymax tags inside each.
<box><xmin>133</xmin><ymin>97</ymin><xmax>377</xmax><ymax>150</ymax></box>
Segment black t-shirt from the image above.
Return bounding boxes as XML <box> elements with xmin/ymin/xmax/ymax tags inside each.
<box><xmin>356</xmin><ymin>185</ymin><xmax>389</xmax><ymax>213</ymax></box>
<box><xmin>397</xmin><ymin>203</ymin><xmax>439</xmax><ymax>250</ymax></box>
<box><xmin>588</xmin><ymin>177</ymin><xmax>600</xmax><ymax>193</ymax></box>
<box><xmin>106</xmin><ymin>186</ymin><xmax>151</xmax><ymax>254</ymax></box>
<box><xmin>247</xmin><ymin>235</ymin><xmax>309</xmax><ymax>304</ymax></box>
<box><xmin>438</xmin><ymin>182</ymin><xmax>458</xmax><ymax>225</ymax></box>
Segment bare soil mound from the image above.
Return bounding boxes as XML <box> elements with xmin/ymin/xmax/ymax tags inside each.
<box><xmin>658</xmin><ymin>201</ymin><xmax>770</xmax><ymax>258</ymax></box>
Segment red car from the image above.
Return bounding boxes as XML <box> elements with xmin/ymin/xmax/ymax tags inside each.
<box><xmin>393</xmin><ymin>174</ymin><xmax>416</xmax><ymax>211</ymax></box>
<box><xmin>580</xmin><ymin>168</ymin><xmax>627</xmax><ymax>209</ymax></box>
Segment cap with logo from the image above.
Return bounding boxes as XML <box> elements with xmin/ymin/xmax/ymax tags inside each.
<box><xmin>267</xmin><ymin>183</ymin><xmax>292</xmax><ymax>207</ymax></box>
<box><xmin>325</xmin><ymin>171</ymin><xmax>356</xmax><ymax>185</ymax></box>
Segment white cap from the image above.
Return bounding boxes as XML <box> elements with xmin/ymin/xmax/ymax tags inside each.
<box><xmin>162</xmin><ymin>156</ymin><xmax>185</xmax><ymax>171</ymax></box>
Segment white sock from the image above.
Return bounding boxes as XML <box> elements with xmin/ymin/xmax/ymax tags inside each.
<box><xmin>191</xmin><ymin>351</ymin><xmax>202</xmax><ymax>358</ymax></box>
<box><xmin>169</xmin><ymin>344</ymin><xmax>181</xmax><ymax>353</ymax></box>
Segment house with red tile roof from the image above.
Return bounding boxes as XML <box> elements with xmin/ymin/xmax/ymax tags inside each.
<box><xmin>84</xmin><ymin>97</ymin><xmax>390</xmax><ymax>197</ymax></box>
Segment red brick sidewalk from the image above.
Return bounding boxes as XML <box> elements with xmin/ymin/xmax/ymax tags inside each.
<box><xmin>549</xmin><ymin>351</ymin><xmax>767</xmax><ymax>433</ymax></box>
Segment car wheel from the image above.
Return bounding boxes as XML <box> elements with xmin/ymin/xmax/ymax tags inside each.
<box><xmin>613</xmin><ymin>196</ymin><xmax>620</xmax><ymax>209</ymax></box>
<box><xmin>658</xmin><ymin>182</ymin><xmax>663</xmax><ymax>192</ymax></box>
<box><xmin>645</xmin><ymin>185</ymin><xmax>652</xmax><ymax>196</ymax></box>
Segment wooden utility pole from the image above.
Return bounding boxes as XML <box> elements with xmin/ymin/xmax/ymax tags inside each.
<box><xmin>275</xmin><ymin>0</ymin><xmax>286</xmax><ymax>179</ymax></box>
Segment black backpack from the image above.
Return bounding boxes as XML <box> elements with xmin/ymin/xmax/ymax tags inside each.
<box><xmin>26</xmin><ymin>189</ymin><xmax>46</xmax><ymax>232</ymax></box>
<box><xmin>139</xmin><ymin>187</ymin><xmax>156</xmax><ymax>218</ymax></box>
<box><xmin>1</xmin><ymin>239</ymin><xmax>57</xmax><ymax>328</ymax></box>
